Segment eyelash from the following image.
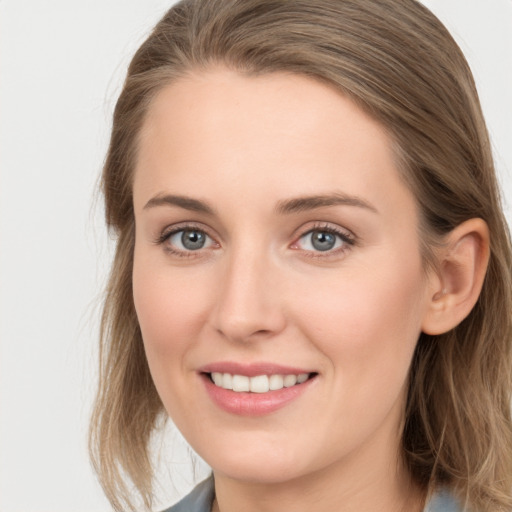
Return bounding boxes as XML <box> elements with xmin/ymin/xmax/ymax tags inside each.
<box><xmin>154</xmin><ymin>223</ymin><xmax>217</xmax><ymax>258</ymax></box>
<box><xmin>154</xmin><ymin>222</ymin><xmax>356</xmax><ymax>259</ymax></box>
<box><xmin>291</xmin><ymin>223</ymin><xmax>355</xmax><ymax>259</ymax></box>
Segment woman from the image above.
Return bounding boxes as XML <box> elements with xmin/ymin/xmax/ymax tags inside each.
<box><xmin>89</xmin><ymin>1</ymin><xmax>512</xmax><ymax>511</ymax></box>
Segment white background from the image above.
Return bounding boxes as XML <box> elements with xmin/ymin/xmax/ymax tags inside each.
<box><xmin>0</xmin><ymin>1</ymin><xmax>511</xmax><ymax>511</ymax></box>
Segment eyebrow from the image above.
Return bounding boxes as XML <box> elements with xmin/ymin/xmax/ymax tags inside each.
<box><xmin>275</xmin><ymin>193</ymin><xmax>378</xmax><ymax>215</ymax></box>
<box><xmin>143</xmin><ymin>194</ymin><xmax>216</xmax><ymax>214</ymax></box>
<box><xmin>142</xmin><ymin>192</ymin><xmax>377</xmax><ymax>215</ymax></box>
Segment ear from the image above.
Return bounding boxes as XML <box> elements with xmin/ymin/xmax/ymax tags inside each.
<box><xmin>422</xmin><ymin>218</ymin><xmax>490</xmax><ymax>335</ymax></box>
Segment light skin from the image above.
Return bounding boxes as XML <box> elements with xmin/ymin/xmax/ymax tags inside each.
<box><xmin>131</xmin><ymin>68</ymin><xmax>489</xmax><ymax>512</ymax></box>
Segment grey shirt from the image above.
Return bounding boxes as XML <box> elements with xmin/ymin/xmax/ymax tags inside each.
<box><xmin>164</xmin><ymin>476</ymin><xmax>463</xmax><ymax>512</ymax></box>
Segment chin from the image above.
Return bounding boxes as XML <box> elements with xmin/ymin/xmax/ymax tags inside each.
<box><xmin>212</xmin><ymin>459</ymin><xmax>307</xmax><ymax>485</ymax></box>
<box><xmin>199</xmin><ymin>438</ymin><xmax>321</xmax><ymax>485</ymax></box>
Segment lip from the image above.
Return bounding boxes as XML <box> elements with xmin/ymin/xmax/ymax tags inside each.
<box><xmin>198</xmin><ymin>361</ymin><xmax>317</xmax><ymax>416</ymax></box>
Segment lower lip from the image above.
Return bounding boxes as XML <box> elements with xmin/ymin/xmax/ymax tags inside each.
<box><xmin>201</xmin><ymin>374</ymin><xmax>316</xmax><ymax>416</ymax></box>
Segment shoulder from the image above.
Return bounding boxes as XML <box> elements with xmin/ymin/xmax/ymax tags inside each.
<box><xmin>161</xmin><ymin>476</ymin><xmax>215</xmax><ymax>512</ymax></box>
<box><xmin>424</xmin><ymin>488</ymin><xmax>464</xmax><ymax>512</ymax></box>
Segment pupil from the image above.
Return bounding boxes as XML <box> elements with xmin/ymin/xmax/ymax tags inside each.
<box><xmin>182</xmin><ymin>230</ymin><xmax>206</xmax><ymax>250</ymax></box>
<box><xmin>312</xmin><ymin>231</ymin><xmax>335</xmax><ymax>251</ymax></box>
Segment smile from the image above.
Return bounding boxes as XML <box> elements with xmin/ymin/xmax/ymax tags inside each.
<box><xmin>199</xmin><ymin>363</ymin><xmax>318</xmax><ymax>416</ymax></box>
<box><xmin>210</xmin><ymin>372</ymin><xmax>311</xmax><ymax>393</ymax></box>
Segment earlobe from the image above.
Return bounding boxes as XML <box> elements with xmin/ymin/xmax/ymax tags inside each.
<box><xmin>422</xmin><ymin>218</ymin><xmax>490</xmax><ymax>335</ymax></box>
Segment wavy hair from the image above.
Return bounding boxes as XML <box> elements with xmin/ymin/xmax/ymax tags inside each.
<box><xmin>89</xmin><ymin>1</ymin><xmax>512</xmax><ymax>510</ymax></box>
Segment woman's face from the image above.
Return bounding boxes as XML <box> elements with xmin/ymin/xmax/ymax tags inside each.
<box><xmin>132</xmin><ymin>69</ymin><xmax>434</xmax><ymax>485</ymax></box>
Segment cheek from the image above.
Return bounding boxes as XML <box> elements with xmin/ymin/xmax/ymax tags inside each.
<box><xmin>132</xmin><ymin>251</ymin><xmax>211</xmax><ymax>361</ymax></box>
<box><xmin>293</xmin><ymin>253</ymin><xmax>426</xmax><ymax>379</ymax></box>
<box><xmin>132</xmin><ymin>250</ymin><xmax>218</xmax><ymax>421</ymax></box>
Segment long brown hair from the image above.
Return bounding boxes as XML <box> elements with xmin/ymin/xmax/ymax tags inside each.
<box><xmin>89</xmin><ymin>1</ymin><xmax>512</xmax><ymax>510</ymax></box>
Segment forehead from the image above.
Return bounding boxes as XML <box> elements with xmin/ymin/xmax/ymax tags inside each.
<box><xmin>137</xmin><ymin>68</ymin><xmax>389</xmax><ymax>157</ymax></box>
<box><xmin>133</xmin><ymin>68</ymin><xmax>413</xmax><ymax>220</ymax></box>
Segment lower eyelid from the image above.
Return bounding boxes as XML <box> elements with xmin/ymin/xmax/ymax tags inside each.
<box><xmin>294</xmin><ymin>238</ymin><xmax>354</xmax><ymax>261</ymax></box>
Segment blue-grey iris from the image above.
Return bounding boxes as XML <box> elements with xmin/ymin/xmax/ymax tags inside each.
<box><xmin>181</xmin><ymin>230</ymin><xmax>206</xmax><ymax>250</ymax></box>
<box><xmin>311</xmin><ymin>231</ymin><xmax>336</xmax><ymax>251</ymax></box>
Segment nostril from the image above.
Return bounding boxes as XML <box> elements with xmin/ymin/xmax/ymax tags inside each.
<box><xmin>215</xmin><ymin>325</ymin><xmax>278</xmax><ymax>344</ymax></box>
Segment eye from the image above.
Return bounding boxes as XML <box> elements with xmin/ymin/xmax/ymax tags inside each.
<box><xmin>157</xmin><ymin>226</ymin><xmax>218</xmax><ymax>256</ymax></box>
<box><xmin>301</xmin><ymin>231</ymin><xmax>339</xmax><ymax>252</ymax></box>
<box><xmin>170</xmin><ymin>229</ymin><xmax>211</xmax><ymax>251</ymax></box>
<box><xmin>292</xmin><ymin>226</ymin><xmax>354</xmax><ymax>255</ymax></box>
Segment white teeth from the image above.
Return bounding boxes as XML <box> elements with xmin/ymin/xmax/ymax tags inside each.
<box><xmin>212</xmin><ymin>372</ymin><xmax>223</xmax><ymax>386</ymax></box>
<box><xmin>250</xmin><ymin>375</ymin><xmax>269</xmax><ymax>393</ymax></box>
<box><xmin>232</xmin><ymin>375</ymin><xmax>250</xmax><ymax>392</ymax></box>
<box><xmin>222</xmin><ymin>373</ymin><xmax>233</xmax><ymax>390</ymax></box>
<box><xmin>269</xmin><ymin>374</ymin><xmax>284</xmax><ymax>390</ymax></box>
<box><xmin>210</xmin><ymin>372</ymin><xmax>311</xmax><ymax>393</ymax></box>
<box><xmin>283</xmin><ymin>375</ymin><xmax>297</xmax><ymax>387</ymax></box>
<box><xmin>297</xmin><ymin>373</ymin><xmax>309</xmax><ymax>384</ymax></box>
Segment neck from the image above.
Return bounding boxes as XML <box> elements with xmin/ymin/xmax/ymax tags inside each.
<box><xmin>212</xmin><ymin>468</ymin><xmax>423</xmax><ymax>512</ymax></box>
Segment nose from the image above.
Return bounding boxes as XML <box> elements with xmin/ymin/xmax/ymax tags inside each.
<box><xmin>211</xmin><ymin>247</ymin><xmax>287</xmax><ymax>343</ymax></box>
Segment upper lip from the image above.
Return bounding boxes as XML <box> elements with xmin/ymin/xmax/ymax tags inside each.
<box><xmin>198</xmin><ymin>361</ymin><xmax>315</xmax><ymax>377</ymax></box>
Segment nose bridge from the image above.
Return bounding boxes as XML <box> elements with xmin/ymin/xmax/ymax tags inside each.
<box><xmin>213</xmin><ymin>239</ymin><xmax>285</xmax><ymax>342</ymax></box>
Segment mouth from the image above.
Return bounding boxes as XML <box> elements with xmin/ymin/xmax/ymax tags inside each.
<box><xmin>198</xmin><ymin>362</ymin><xmax>318</xmax><ymax>415</ymax></box>
<box><xmin>205</xmin><ymin>371</ymin><xmax>316</xmax><ymax>393</ymax></box>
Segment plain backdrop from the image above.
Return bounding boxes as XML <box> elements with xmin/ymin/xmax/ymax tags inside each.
<box><xmin>0</xmin><ymin>1</ymin><xmax>511</xmax><ymax>511</ymax></box>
